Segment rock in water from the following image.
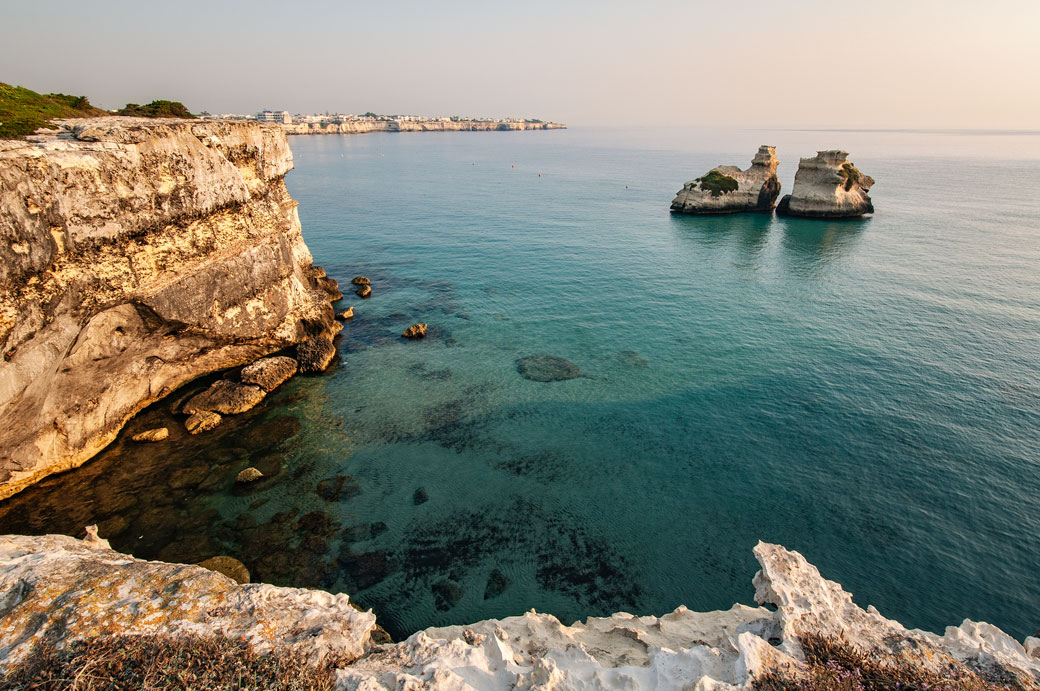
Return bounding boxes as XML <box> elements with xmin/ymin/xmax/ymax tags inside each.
<box><xmin>776</xmin><ymin>150</ymin><xmax>875</xmax><ymax>218</ymax></box>
<box><xmin>240</xmin><ymin>356</ymin><xmax>298</xmax><ymax>392</ymax></box>
<box><xmin>338</xmin><ymin>306</ymin><xmax>355</xmax><ymax>320</ymax></box>
<box><xmin>185</xmin><ymin>410</ymin><xmax>222</xmax><ymax>434</ymax></box>
<box><xmin>356</xmin><ymin>284</ymin><xmax>372</xmax><ymax>298</ymax></box>
<box><xmin>671</xmin><ymin>146</ymin><xmax>781</xmax><ymax>214</ymax></box>
<box><xmin>296</xmin><ymin>335</ymin><xmax>337</xmax><ymax>372</ymax></box>
<box><xmin>236</xmin><ymin>467</ymin><xmax>264</xmax><ymax>483</ymax></box>
<box><xmin>484</xmin><ymin>569</ymin><xmax>509</xmax><ymax>599</ymax></box>
<box><xmin>131</xmin><ymin>427</ymin><xmax>169</xmax><ymax>443</ymax></box>
<box><xmin>413</xmin><ymin>487</ymin><xmax>429</xmax><ymax>505</ymax></box>
<box><xmin>402</xmin><ymin>323</ymin><xmax>428</xmax><ymax>339</ymax></box>
<box><xmin>516</xmin><ymin>354</ymin><xmax>582</xmax><ymax>382</ymax></box>
<box><xmin>197</xmin><ymin>556</ymin><xmax>250</xmax><ymax>584</ymax></box>
<box><xmin>351</xmin><ymin>276</ymin><xmax>371</xmax><ymax>285</ymax></box>
<box><xmin>183</xmin><ymin>380</ymin><xmax>266</xmax><ymax>415</ymax></box>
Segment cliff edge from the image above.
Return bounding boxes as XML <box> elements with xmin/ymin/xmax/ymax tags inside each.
<box><xmin>0</xmin><ymin>118</ymin><xmax>339</xmax><ymax>500</ymax></box>
<box><xmin>1</xmin><ymin>535</ymin><xmax>1036</xmax><ymax>688</ymax></box>
<box><xmin>670</xmin><ymin>146</ymin><xmax>781</xmax><ymax>215</ymax></box>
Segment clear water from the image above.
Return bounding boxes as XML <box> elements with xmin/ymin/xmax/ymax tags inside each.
<box><xmin>3</xmin><ymin>127</ymin><xmax>1039</xmax><ymax>642</ymax></box>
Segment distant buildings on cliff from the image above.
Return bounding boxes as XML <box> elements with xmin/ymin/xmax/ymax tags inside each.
<box><xmin>200</xmin><ymin>110</ymin><xmax>548</xmax><ymax>126</ymax></box>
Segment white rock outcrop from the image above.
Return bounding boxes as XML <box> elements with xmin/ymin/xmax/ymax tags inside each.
<box><xmin>1</xmin><ymin>535</ymin><xmax>1036</xmax><ymax>689</ymax></box>
<box><xmin>776</xmin><ymin>150</ymin><xmax>875</xmax><ymax>218</ymax></box>
<box><xmin>670</xmin><ymin>146</ymin><xmax>781</xmax><ymax>215</ymax></box>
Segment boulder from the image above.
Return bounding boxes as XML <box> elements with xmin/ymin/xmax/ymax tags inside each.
<box><xmin>356</xmin><ymin>284</ymin><xmax>372</xmax><ymax>299</ymax></box>
<box><xmin>185</xmin><ymin>410</ymin><xmax>222</xmax><ymax>434</ymax></box>
<box><xmin>351</xmin><ymin>276</ymin><xmax>371</xmax><ymax>285</ymax></box>
<box><xmin>296</xmin><ymin>335</ymin><xmax>336</xmax><ymax>372</ymax></box>
<box><xmin>236</xmin><ymin>467</ymin><xmax>264</xmax><ymax>483</ymax></box>
<box><xmin>198</xmin><ymin>556</ymin><xmax>251</xmax><ymax>584</ymax></box>
<box><xmin>516</xmin><ymin>354</ymin><xmax>582</xmax><ymax>382</ymax></box>
<box><xmin>402</xmin><ymin>323</ymin><xmax>428</xmax><ymax>339</ymax></box>
<box><xmin>338</xmin><ymin>306</ymin><xmax>355</xmax><ymax>320</ymax></box>
<box><xmin>671</xmin><ymin>146</ymin><xmax>781</xmax><ymax>214</ymax></box>
<box><xmin>776</xmin><ymin>150</ymin><xmax>875</xmax><ymax>218</ymax></box>
<box><xmin>240</xmin><ymin>356</ymin><xmax>298</xmax><ymax>392</ymax></box>
<box><xmin>183</xmin><ymin>380</ymin><xmax>266</xmax><ymax>416</ymax></box>
<box><xmin>131</xmin><ymin>427</ymin><xmax>169</xmax><ymax>443</ymax></box>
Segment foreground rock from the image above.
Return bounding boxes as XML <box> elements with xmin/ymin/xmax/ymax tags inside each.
<box><xmin>671</xmin><ymin>145</ymin><xmax>781</xmax><ymax>214</ymax></box>
<box><xmin>296</xmin><ymin>334</ymin><xmax>337</xmax><ymax>372</ymax></box>
<box><xmin>185</xmin><ymin>410</ymin><xmax>222</xmax><ymax>434</ymax></box>
<box><xmin>3</xmin><ymin>535</ymin><xmax>1035</xmax><ymax>689</ymax></box>
<box><xmin>131</xmin><ymin>427</ymin><xmax>168</xmax><ymax>443</ymax></box>
<box><xmin>357</xmin><ymin>284</ymin><xmax>372</xmax><ymax>298</ymax></box>
<box><xmin>0</xmin><ymin>534</ymin><xmax>376</xmax><ymax>668</ymax></box>
<box><xmin>236</xmin><ymin>467</ymin><xmax>264</xmax><ymax>483</ymax></box>
<box><xmin>183</xmin><ymin>380</ymin><xmax>266</xmax><ymax>415</ymax></box>
<box><xmin>240</xmin><ymin>355</ymin><xmax>298</xmax><ymax>392</ymax></box>
<box><xmin>402</xmin><ymin>323</ymin><xmax>428</xmax><ymax>339</ymax></box>
<box><xmin>516</xmin><ymin>354</ymin><xmax>582</xmax><ymax>382</ymax></box>
<box><xmin>776</xmin><ymin>150</ymin><xmax>875</xmax><ymax>218</ymax></box>
<box><xmin>0</xmin><ymin>118</ymin><xmax>338</xmax><ymax>499</ymax></box>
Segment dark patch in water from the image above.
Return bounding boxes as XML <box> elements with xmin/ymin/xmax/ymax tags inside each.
<box><xmin>516</xmin><ymin>354</ymin><xmax>582</xmax><ymax>382</ymax></box>
<box><xmin>406</xmin><ymin>362</ymin><xmax>453</xmax><ymax>381</ymax></box>
<box><xmin>617</xmin><ymin>350</ymin><xmax>650</xmax><ymax>368</ymax></box>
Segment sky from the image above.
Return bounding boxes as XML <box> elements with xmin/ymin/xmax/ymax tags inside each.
<box><xmin>2</xmin><ymin>0</ymin><xmax>1038</xmax><ymax>129</ymax></box>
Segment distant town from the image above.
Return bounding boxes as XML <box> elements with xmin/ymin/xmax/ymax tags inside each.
<box><xmin>196</xmin><ymin>110</ymin><xmax>565</xmax><ymax>135</ymax></box>
<box><xmin>201</xmin><ymin>109</ymin><xmax>558</xmax><ymax>126</ymax></box>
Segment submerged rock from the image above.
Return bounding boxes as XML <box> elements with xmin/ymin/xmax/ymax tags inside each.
<box><xmin>185</xmin><ymin>410</ymin><xmax>222</xmax><ymax>435</ymax></box>
<box><xmin>483</xmin><ymin>569</ymin><xmax>509</xmax><ymax>599</ymax></box>
<box><xmin>296</xmin><ymin>335</ymin><xmax>336</xmax><ymax>372</ymax></box>
<box><xmin>431</xmin><ymin>580</ymin><xmax>463</xmax><ymax>611</ymax></box>
<box><xmin>351</xmin><ymin>276</ymin><xmax>371</xmax><ymax>285</ymax></box>
<box><xmin>131</xmin><ymin>427</ymin><xmax>169</xmax><ymax>443</ymax></box>
<box><xmin>671</xmin><ymin>145</ymin><xmax>781</xmax><ymax>214</ymax></box>
<box><xmin>776</xmin><ymin>150</ymin><xmax>875</xmax><ymax>218</ymax></box>
<box><xmin>413</xmin><ymin>487</ymin><xmax>429</xmax><ymax>505</ymax></box>
<box><xmin>197</xmin><ymin>556</ymin><xmax>251</xmax><ymax>584</ymax></box>
<box><xmin>516</xmin><ymin>354</ymin><xmax>583</xmax><ymax>382</ymax></box>
<box><xmin>183</xmin><ymin>380</ymin><xmax>266</xmax><ymax>416</ymax></box>
<box><xmin>240</xmin><ymin>356</ymin><xmax>298</xmax><ymax>392</ymax></box>
<box><xmin>402</xmin><ymin>323</ymin><xmax>428</xmax><ymax>339</ymax></box>
<box><xmin>236</xmin><ymin>467</ymin><xmax>264</xmax><ymax>483</ymax></box>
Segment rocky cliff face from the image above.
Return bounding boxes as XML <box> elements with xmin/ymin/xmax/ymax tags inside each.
<box><xmin>0</xmin><ymin>118</ymin><xmax>339</xmax><ymax>500</ymax></box>
<box><xmin>2</xmin><ymin>535</ymin><xmax>1036</xmax><ymax>689</ymax></box>
<box><xmin>776</xmin><ymin>150</ymin><xmax>875</xmax><ymax>218</ymax></box>
<box><xmin>670</xmin><ymin>146</ymin><xmax>781</xmax><ymax>215</ymax></box>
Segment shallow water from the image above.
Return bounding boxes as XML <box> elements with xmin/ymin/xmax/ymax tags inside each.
<box><xmin>3</xmin><ymin>126</ymin><xmax>1040</xmax><ymax>641</ymax></box>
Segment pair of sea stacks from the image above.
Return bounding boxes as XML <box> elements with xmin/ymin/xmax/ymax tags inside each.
<box><xmin>670</xmin><ymin>146</ymin><xmax>874</xmax><ymax>218</ymax></box>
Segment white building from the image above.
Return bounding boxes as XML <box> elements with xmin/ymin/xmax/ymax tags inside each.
<box><xmin>256</xmin><ymin>110</ymin><xmax>292</xmax><ymax>124</ymax></box>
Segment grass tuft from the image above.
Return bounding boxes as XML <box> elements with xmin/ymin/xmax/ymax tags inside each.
<box><xmin>699</xmin><ymin>169</ymin><xmax>740</xmax><ymax>197</ymax></box>
<box><xmin>2</xmin><ymin>633</ymin><xmax>340</xmax><ymax>690</ymax></box>
<box><xmin>115</xmin><ymin>100</ymin><xmax>195</xmax><ymax>118</ymax></box>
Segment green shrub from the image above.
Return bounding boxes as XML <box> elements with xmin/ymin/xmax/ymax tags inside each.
<box><xmin>116</xmin><ymin>99</ymin><xmax>195</xmax><ymax>118</ymax></box>
<box><xmin>839</xmin><ymin>162</ymin><xmax>861</xmax><ymax>191</ymax></box>
<box><xmin>698</xmin><ymin>169</ymin><xmax>739</xmax><ymax>197</ymax></box>
<box><xmin>0</xmin><ymin>82</ymin><xmax>107</xmax><ymax>139</ymax></box>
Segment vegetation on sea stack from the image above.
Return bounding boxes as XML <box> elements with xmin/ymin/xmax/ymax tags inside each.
<box><xmin>116</xmin><ymin>99</ymin><xmax>195</xmax><ymax>118</ymax></box>
<box><xmin>2</xmin><ymin>634</ymin><xmax>339</xmax><ymax>690</ymax></box>
<box><xmin>698</xmin><ymin>169</ymin><xmax>740</xmax><ymax>197</ymax></box>
<box><xmin>838</xmin><ymin>162</ymin><xmax>861</xmax><ymax>191</ymax></box>
<box><xmin>0</xmin><ymin>82</ymin><xmax>106</xmax><ymax>139</ymax></box>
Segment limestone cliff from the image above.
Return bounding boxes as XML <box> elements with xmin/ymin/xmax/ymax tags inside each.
<box><xmin>776</xmin><ymin>150</ymin><xmax>875</xmax><ymax>218</ymax></box>
<box><xmin>0</xmin><ymin>117</ymin><xmax>339</xmax><ymax>500</ymax></box>
<box><xmin>670</xmin><ymin>146</ymin><xmax>781</xmax><ymax>215</ymax></box>
<box><xmin>1</xmin><ymin>534</ymin><xmax>1037</xmax><ymax>689</ymax></box>
<box><xmin>280</xmin><ymin>120</ymin><xmax>566</xmax><ymax>135</ymax></box>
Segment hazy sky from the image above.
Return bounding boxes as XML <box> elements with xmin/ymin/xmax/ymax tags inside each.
<box><xmin>3</xmin><ymin>0</ymin><xmax>1038</xmax><ymax>128</ymax></box>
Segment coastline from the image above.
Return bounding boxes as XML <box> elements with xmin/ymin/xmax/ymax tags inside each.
<box><xmin>277</xmin><ymin>119</ymin><xmax>566</xmax><ymax>136</ymax></box>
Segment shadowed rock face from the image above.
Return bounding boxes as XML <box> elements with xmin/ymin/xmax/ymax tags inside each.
<box><xmin>0</xmin><ymin>118</ymin><xmax>338</xmax><ymax>499</ymax></box>
<box><xmin>671</xmin><ymin>146</ymin><xmax>781</xmax><ymax>215</ymax></box>
<box><xmin>776</xmin><ymin>150</ymin><xmax>875</xmax><ymax>218</ymax></box>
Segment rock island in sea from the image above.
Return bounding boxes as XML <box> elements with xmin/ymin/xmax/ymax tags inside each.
<box><xmin>776</xmin><ymin>149</ymin><xmax>875</xmax><ymax>218</ymax></box>
<box><xmin>670</xmin><ymin>145</ymin><xmax>781</xmax><ymax>214</ymax></box>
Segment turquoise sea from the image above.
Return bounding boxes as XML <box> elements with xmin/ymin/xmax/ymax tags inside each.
<box><xmin>3</xmin><ymin>126</ymin><xmax>1039</xmax><ymax>642</ymax></box>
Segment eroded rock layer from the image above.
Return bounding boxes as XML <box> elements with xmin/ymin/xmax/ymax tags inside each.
<box><xmin>0</xmin><ymin>118</ymin><xmax>338</xmax><ymax>499</ymax></box>
<box><xmin>670</xmin><ymin>145</ymin><xmax>781</xmax><ymax>214</ymax></box>
<box><xmin>1</xmin><ymin>535</ymin><xmax>1036</xmax><ymax>689</ymax></box>
<box><xmin>776</xmin><ymin>149</ymin><xmax>875</xmax><ymax>218</ymax></box>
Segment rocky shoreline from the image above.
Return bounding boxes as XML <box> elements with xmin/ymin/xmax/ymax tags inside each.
<box><xmin>1</xmin><ymin>534</ymin><xmax>1037</xmax><ymax>688</ymax></box>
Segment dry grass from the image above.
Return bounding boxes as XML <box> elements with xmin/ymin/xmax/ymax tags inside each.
<box><xmin>2</xmin><ymin>634</ymin><xmax>339</xmax><ymax>690</ymax></box>
<box><xmin>753</xmin><ymin>633</ymin><xmax>1020</xmax><ymax>691</ymax></box>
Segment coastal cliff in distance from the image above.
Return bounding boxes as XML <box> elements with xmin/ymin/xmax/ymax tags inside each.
<box><xmin>279</xmin><ymin>119</ymin><xmax>566</xmax><ymax>135</ymax></box>
<box><xmin>0</xmin><ymin>118</ymin><xmax>339</xmax><ymax>500</ymax></box>
<box><xmin>671</xmin><ymin>146</ymin><xmax>781</xmax><ymax>214</ymax></box>
<box><xmin>777</xmin><ymin>150</ymin><xmax>875</xmax><ymax>218</ymax></box>
<box><xmin>2</xmin><ymin>535</ymin><xmax>1037</xmax><ymax>688</ymax></box>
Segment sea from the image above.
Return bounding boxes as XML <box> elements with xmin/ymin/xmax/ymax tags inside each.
<box><xmin>2</xmin><ymin>126</ymin><xmax>1039</xmax><ymax>642</ymax></box>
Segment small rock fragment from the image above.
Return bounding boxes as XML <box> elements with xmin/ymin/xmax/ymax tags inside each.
<box><xmin>338</xmin><ymin>306</ymin><xmax>355</xmax><ymax>320</ymax></box>
<box><xmin>402</xmin><ymin>323</ymin><xmax>428</xmax><ymax>339</ymax></box>
<box><xmin>413</xmin><ymin>487</ymin><xmax>429</xmax><ymax>505</ymax></box>
<box><xmin>183</xmin><ymin>380</ymin><xmax>266</xmax><ymax>415</ymax></box>
<box><xmin>351</xmin><ymin>276</ymin><xmax>371</xmax><ymax>285</ymax></box>
<box><xmin>185</xmin><ymin>410</ymin><xmax>222</xmax><ymax>434</ymax></box>
<box><xmin>131</xmin><ymin>427</ymin><xmax>169</xmax><ymax>443</ymax></box>
<box><xmin>236</xmin><ymin>467</ymin><xmax>264</xmax><ymax>483</ymax></box>
<box><xmin>356</xmin><ymin>284</ymin><xmax>372</xmax><ymax>298</ymax></box>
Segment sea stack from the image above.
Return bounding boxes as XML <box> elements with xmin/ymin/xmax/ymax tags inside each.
<box><xmin>670</xmin><ymin>145</ymin><xmax>780</xmax><ymax>214</ymax></box>
<box><xmin>776</xmin><ymin>150</ymin><xmax>874</xmax><ymax>218</ymax></box>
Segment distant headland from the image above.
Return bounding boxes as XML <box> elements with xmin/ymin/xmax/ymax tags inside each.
<box><xmin>208</xmin><ymin>110</ymin><xmax>566</xmax><ymax>135</ymax></box>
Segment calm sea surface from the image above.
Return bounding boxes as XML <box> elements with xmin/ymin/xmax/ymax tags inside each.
<box><xmin>3</xmin><ymin>126</ymin><xmax>1039</xmax><ymax>641</ymax></box>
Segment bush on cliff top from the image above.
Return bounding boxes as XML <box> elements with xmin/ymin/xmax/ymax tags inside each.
<box><xmin>698</xmin><ymin>169</ymin><xmax>740</xmax><ymax>197</ymax></box>
<box><xmin>839</xmin><ymin>162</ymin><xmax>861</xmax><ymax>191</ymax></box>
<box><xmin>2</xmin><ymin>634</ymin><xmax>339</xmax><ymax>690</ymax></box>
<box><xmin>116</xmin><ymin>99</ymin><xmax>195</xmax><ymax>118</ymax></box>
<box><xmin>0</xmin><ymin>82</ymin><xmax>107</xmax><ymax>139</ymax></box>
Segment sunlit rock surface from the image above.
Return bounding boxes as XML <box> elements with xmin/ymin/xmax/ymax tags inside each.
<box><xmin>0</xmin><ymin>118</ymin><xmax>339</xmax><ymax>499</ymax></box>
<box><xmin>776</xmin><ymin>150</ymin><xmax>875</xmax><ymax>218</ymax></box>
<box><xmin>670</xmin><ymin>146</ymin><xmax>781</xmax><ymax>215</ymax></box>
<box><xmin>2</xmin><ymin>536</ymin><xmax>1035</xmax><ymax>689</ymax></box>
